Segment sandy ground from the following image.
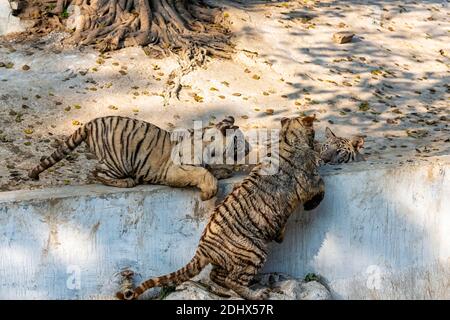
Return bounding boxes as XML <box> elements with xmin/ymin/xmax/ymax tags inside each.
<box><xmin>0</xmin><ymin>0</ymin><xmax>449</xmax><ymax>191</ymax></box>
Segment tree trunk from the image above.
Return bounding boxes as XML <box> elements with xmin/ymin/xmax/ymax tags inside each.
<box><xmin>47</xmin><ymin>0</ymin><xmax>232</xmax><ymax>58</ymax></box>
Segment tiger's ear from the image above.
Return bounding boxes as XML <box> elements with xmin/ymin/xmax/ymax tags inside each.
<box><xmin>216</xmin><ymin>116</ymin><xmax>236</xmax><ymax>134</ymax></box>
<box><xmin>224</xmin><ymin>116</ymin><xmax>235</xmax><ymax>125</ymax></box>
<box><xmin>351</xmin><ymin>136</ymin><xmax>365</xmax><ymax>150</ymax></box>
<box><xmin>281</xmin><ymin>117</ymin><xmax>290</xmax><ymax>126</ymax></box>
<box><xmin>301</xmin><ymin>114</ymin><xmax>316</xmax><ymax>127</ymax></box>
<box><xmin>325</xmin><ymin>127</ymin><xmax>336</xmax><ymax>139</ymax></box>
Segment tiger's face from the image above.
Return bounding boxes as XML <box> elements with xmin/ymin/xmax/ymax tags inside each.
<box><xmin>280</xmin><ymin>115</ymin><xmax>316</xmax><ymax>149</ymax></box>
<box><xmin>319</xmin><ymin>127</ymin><xmax>365</xmax><ymax>164</ymax></box>
<box><xmin>203</xmin><ymin>116</ymin><xmax>251</xmax><ymax>165</ymax></box>
<box><xmin>174</xmin><ymin>116</ymin><xmax>250</xmax><ymax>166</ymax></box>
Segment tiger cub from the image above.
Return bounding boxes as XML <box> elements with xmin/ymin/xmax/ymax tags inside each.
<box><xmin>316</xmin><ymin>127</ymin><xmax>365</xmax><ymax>164</ymax></box>
<box><xmin>118</xmin><ymin>115</ymin><xmax>325</xmax><ymax>300</ymax></box>
<box><xmin>28</xmin><ymin>116</ymin><xmax>248</xmax><ymax>201</ymax></box>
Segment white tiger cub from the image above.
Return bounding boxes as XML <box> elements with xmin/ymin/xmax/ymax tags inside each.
<box><xmin>29</xmin><ymin>116</ymin><xmax>249</xmax><ymax>201</ymax></box>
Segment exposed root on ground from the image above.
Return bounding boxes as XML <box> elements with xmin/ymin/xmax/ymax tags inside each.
<box><xmin>14</xmin><ymin>0</ymin><xmax>235</xmax><ymax>103</ymax></box>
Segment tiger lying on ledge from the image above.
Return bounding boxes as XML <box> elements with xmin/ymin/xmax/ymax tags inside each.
<box><xmin>28</xmin><ymin>116</ymin><xmax>249</xmax><ymax>201</ymax></box>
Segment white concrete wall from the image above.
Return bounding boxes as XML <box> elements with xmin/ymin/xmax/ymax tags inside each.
<box><xmin>0</xmin><ymin>156</ymin><xmax>449</xmax><ymax>299</ymax></box>
<box><xmin>0</xmin><ymin>0</ymin><xmax>24</xmax><ymax>36</ymax></box>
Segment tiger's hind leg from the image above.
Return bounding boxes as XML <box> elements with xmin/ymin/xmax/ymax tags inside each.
<box><xmin>210</xmin><ymin>266</ymin><xmax>228</xmax><ymax>287</ymax></box>
<box><xmin>206</xmin><ymin>266</ymin><xmax>234</xmax><ymax>298</ymax></box>
<box><xmin>224</xmin><ymin>267</ymin><xmax>270</xmax><ymax>300</ymax></box>
<box><xmin>224</xmin><ymin>273</ymin><xmax>270</xmax><ymax>300</ymax></box>
<box><xmin>91</xmin><ymin>169</ymin><xmax>136</xmax><ymax>188</ymax></box>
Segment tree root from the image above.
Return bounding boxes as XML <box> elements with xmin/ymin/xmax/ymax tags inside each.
<box><xmin>37</xmin><ymin>0</ymin><xmax>234</xmax><ymax>58</ymax></box>
<box><xmin>163</xmin><ymin>46</ymin><xmax>206</xmax><ymax>105</ymax></box>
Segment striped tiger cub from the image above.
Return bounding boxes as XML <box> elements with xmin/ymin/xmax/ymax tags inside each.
<box><xmin>316</xmin><ymin>127</ymin><xmax>365</xmax><ymax>164</ymax></box>
<box><xmin>28</xmin><ymin>116</ymin><xmax>248</xmax><ymax>201</ymax></box>
<box><xmin>118</xmin><ymin>115</ymin><xmax>325</xmax><ymax>300</ymax></box>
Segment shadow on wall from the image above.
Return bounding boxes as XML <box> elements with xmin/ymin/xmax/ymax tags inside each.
<box><xmin>263</xmin><ymin>161</ymin><xmax>449</xmax><ymax>299</ymax></box>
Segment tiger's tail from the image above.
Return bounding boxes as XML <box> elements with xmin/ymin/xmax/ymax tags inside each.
<box><xmin>119</xmin><ymin>252</ymin><xmax>208</xmax><ymax>300</ymax></box>
<box><xmin>28</xmin><ymin>125</ymin><xmax>88</xmax><ymax>180</ymax></box>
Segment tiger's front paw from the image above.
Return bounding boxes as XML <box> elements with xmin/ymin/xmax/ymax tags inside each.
<box><xmin>199</xmin><ymin>174</ymin><xmax>218</xmax><ymax>201</ymax></box>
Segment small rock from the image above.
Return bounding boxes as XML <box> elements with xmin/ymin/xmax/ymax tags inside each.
<box><xmin>165</xmin><ymin>282</ymin><xmax>230</xmax><ymax>300</ymax></box>
<box><xmin>333</xmin><ymin>32</ymin><xmax>355</xmax><ymax>44</ymax></box>
<box><xmin>164</xmin><ymin>271</ymin><xmax>332</xmax><ymax>300</ymax></box>
<box><xmin>359</xmin><ymin>102</ymin><xmax>370</xmax><ymax>111</ymax></box>
<box><xmin>297</xmin><ymin>281</ymin><xmax>332</xmax><ymax>300</ymax></box>
<box><xmin>406</xmin><ymin>129</ymin><xmax>428</xmax><ymax>139</ymax></box>
<box><xmin>386</xmin><ymin>118</ymin><xmax>398</xmax><ymax>125</ymax></box>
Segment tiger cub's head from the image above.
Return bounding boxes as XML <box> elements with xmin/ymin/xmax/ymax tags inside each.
<box><xmin>280</xmin><ymin>115</ymin><xmax>317</xmax><ymax>149</ymax></box>
<box><xmin>174</xmin><ymin>116</ymin><xmax>250</xmax><ymax>166</ymax></box>
<box><xmin>204</xmin><ymin>116</ymin><xmax>251</xmax><ymax>165</ymax></box>
<box><xmin>319</xmin><ymin>127</ymin><xmax>365</xmax><ymax>164</ymax></box>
